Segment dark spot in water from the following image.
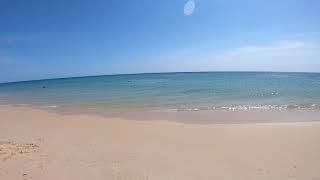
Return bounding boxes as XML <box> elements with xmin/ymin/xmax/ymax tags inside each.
<box><xmin>42</xmin><ymin>86</ymin><xmax>46</xmax><ymax>88</ymax></box>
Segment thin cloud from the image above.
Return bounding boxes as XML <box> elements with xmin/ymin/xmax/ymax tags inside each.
<box><xmin>153</xmin><ymin>37</ymin><xmax>320</xmax><ymax>72</ymax></box>
<box><xmin>0</xmin><ymin>56</ymin><xmax>15</xmax><ymax>64</ymax></box>
<box><xmin>219</xmin><ymin>40</ymin><xmax>313</xmax><ymax>57</ymax></box>
<box><xmin>204</xmin><ymin>39</ymin><xmax>320</xmax><ymax>72</ymax></box>
<box><xmin>0</xmin><ymin>34</ymin><xmax>42</xmax><ymax>45</ymax></box>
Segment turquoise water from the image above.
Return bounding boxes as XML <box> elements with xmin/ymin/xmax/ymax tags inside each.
<box><xmin>0</xmin><ymin>72</ymin><xmax>320</xmax><ymax>112</ymax></box>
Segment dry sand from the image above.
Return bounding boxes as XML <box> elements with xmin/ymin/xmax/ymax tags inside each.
<box><xmin>1</xmin><ymin>105</ymin><xmax>320</xmax><ymax>180</ymax></box>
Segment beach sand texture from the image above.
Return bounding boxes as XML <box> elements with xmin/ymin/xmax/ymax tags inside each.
<box><xmin>1</xmin><ymin>105</ymin><xmax>320</xmax><ymax>180</ymax></box>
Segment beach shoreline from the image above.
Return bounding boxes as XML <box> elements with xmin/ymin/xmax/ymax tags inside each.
<box><xmin>1</xmin><ymin>105</ymin><xmax>320</xmax><ymax>180</ymax></box>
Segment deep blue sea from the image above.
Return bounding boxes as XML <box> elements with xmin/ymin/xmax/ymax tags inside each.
<box><xmin>1</xmin><ymin>72</ymin><xmax>320</xmax><ymax>112</ymax></box>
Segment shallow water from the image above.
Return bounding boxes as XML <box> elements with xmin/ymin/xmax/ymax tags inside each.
<box><xmin>1</xmin><ymin>72</ymin><xmax>320</xmax><ymax>113</ymax></box>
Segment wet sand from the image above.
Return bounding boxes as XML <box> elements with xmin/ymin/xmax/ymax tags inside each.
<box><xmin>1</xmin><ymin>105</ymin><xmax>320</xmax><ymax>180</ymax></box>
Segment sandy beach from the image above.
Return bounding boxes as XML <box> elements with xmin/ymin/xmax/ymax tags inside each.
<box><xmin>1</xmin><ymin>105</ymin><xmax>320</xmax><ymax>180</ymax></box>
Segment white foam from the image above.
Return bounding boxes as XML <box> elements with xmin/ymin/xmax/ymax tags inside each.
<box><xmin>47</xmin><ymin>105</ymin><xmax>57</xmax><ymax>108</ymax></box>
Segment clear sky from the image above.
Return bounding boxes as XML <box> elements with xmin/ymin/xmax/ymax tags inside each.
<box><xmin>1</xmin><ymin>0</ymin><xmax>320</xmax><ymax>83</ymax></box>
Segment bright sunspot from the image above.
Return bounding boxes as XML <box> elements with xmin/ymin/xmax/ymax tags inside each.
<box><xmin>184</xmin><ymin>0</ymin><xmax>195</xmax><ymax>16</ymax></box>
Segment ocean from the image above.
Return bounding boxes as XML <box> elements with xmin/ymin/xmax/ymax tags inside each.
<box><xmin>1</xmin><ymin>72</ymin><xmax>320</xmax><ymax>113</ymax></box>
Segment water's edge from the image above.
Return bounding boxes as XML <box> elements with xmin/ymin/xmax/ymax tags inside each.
<box><xmin>5</xmin><ymin>103</ymin><xmax>320</xmax><ymax>124</ymax></box>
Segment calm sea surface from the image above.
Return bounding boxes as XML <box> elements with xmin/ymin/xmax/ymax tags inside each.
<box><xmin>1</xmin><ymin>72</ymin><xmax>320</xmax><ymax>112</ymax></box>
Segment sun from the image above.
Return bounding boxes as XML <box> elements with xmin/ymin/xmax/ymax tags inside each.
<box><xmin>184</xmin><ymin>0</ymin><xmax>195</xmax><ymax>16</ymax></box>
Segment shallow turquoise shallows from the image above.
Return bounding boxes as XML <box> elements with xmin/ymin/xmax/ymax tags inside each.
<box><xmin>0</xmin><ymin>72</ymin><xmax>320</xmax><ymax>111</ymax></box>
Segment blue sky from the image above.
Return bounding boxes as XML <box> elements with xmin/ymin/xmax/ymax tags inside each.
<box><xmin>0</xmin><ymin>0</ymin><xmax>320</xmax><ymax>82</ymax></box>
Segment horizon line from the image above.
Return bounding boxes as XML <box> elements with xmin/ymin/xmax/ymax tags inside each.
<box><xmin>1</xmin><ymin>70</ymin><xmax>320</xmax><ymax>85</ymax></box>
